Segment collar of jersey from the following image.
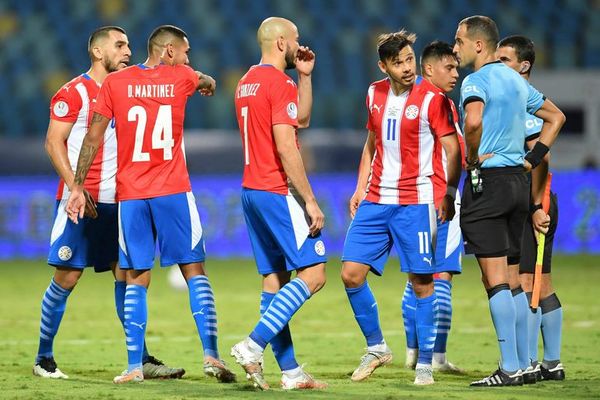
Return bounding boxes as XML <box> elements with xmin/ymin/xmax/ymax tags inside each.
<box><xmin>81</xmin><ymin>73</ymin><xmax>91</xmax><ymax>80</ymax></box>
<box><xmin>481</xmin><ymin>60</ymin><xmax>502</xmax><ymax>69</ymax></box>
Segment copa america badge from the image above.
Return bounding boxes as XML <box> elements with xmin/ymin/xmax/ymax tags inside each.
<box><xmin>404</xmin><ymin>105</ymin><xmax>419</xmax><ymax>120</ymax></box>
<box><xmin>58</xmin><ymin>246</ymin><xmax>72</xmax><ymax>261</ymax></box>
<box><xmin>314</xmin><ymin>240</ymin><xmax>325</xmax><ymax>256</ymax></box>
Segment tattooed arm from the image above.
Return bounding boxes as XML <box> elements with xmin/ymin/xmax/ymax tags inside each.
<box><xmin>66</xmin><ymin>112</ymin><xmax>110</xmax><ymax>223</ymax></box>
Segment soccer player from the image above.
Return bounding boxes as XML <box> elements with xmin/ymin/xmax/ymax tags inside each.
<box><xmin>34</xmin><ymin>26</ymin><xmax>183</xmax><ymax>380</ymax></box>
<box><xmin>453</xmin><ymin>16</ymin><xmax>565</xmax><ymax>386</ymax></box>
<box><xmin>342</xmin><ymin>30</ymin><xmax>461</xmax><ymax>386</ymax></box>
<box><xmin>231</xmin><ymin>17</ymin><xmax>327</xmax><ymax>391</ymax></box>
<box><xmin>497</xmin><ymin>35</ymin><xmax>565</xmax><ymax>382</ymax></box>
<box><xmin>402</xmin><ymin>41</ymin><xmax>465</xmax><ymax>374</ymax></box>
<box><xmin>66</xmin><ymin>25</ymin><xmax>235</xmax><ymax>384</ymax></box>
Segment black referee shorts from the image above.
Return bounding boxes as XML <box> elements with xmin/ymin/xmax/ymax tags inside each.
<box><xmin>460</xmin><ymin>167</ymin><xmax>529</xmax><ymax>262</ymax></box>
<box><xmin>520</xmin><ymin>192</ymin><xmax>558</xmax><ymax>274</ymax></box>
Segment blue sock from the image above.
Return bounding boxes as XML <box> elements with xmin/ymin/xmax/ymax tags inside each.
<box><xmin>512</xmin><ymin>287</ymin><xmax>530</xmax><ymax>370</ymax></box>
<box><xmin>540</xmin><ymin>293</ymin><xmax>562</xmax><ymax>362</ymax></box>
<box><xmin>346</xmin><ymin>281</ymin><xmax>384</xmax><ymax>347</ymax></box>
<box><xmin>124</xmin><ymin>284</ymin><xmax>147</xmax><ymax>372</ymax></box>
<box><xmin>416</xmin><ymin>292</ymin><xmax>438</xmax><ymax>365</ymax></box>
<box><xmin>526</xmin><ymin>292</ymin><xmax>542</xmax><ymax>364</ymax></box>
<box><xmin>116</xmin><ymin>281</ymin><xmax>150</xmax><ymax>362</ymax></box>
<box><xmin>433</xmin><ymin>279</ymin><xmax>452</xmax><ymax>354</ymax></box>
<box><xmin>261</xmin><ymin>292</ymin><xmax>298</xmax><ymax>371</ymax></box>
<box><xmin>401</xmin><ymin>281</ymin><xmax>418</xmax><ymax>349</ymax></box>
<box><xmin>487</xmin><ymin>284</ymin><xmax>519</xmax><ymax>372</ymax></box>
<box><xmin>188</xmin><ymin>275</ymin><xmax>219</xmax><ymax>359</ymax></box>
<box><xmin>36</xmin><ymin>279</ymin><xmax>72</xmax><ymax>362</ymax></box>
<box><xmin>250</xmin><ymin>278</ymin><xmax>311</xmax><ymax>349</ymax></box>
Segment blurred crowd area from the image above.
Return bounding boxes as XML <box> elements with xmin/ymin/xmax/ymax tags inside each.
<box><xmin>0</xmin><ymin>0</ymin><xmax>599</xmax><ymax>136</ymax></box>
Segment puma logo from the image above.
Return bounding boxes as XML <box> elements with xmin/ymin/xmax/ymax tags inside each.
<box><xmin>130</xmin><ymin>322</ymin><xmax>146</xmax><ymax>330</ymax></box>
<box><xmin>423</xmin><ymin>257</ymin><xmax>432</xmax><ymax>266</ymax></box>
<box><xmin>371</xmin><ymin>302</ymin><xmax>378</xmax><ymax>308</ymax></box>
<box><xmin>372</xmin><ymin>103</ymin><xmax>383</xmax><ymax>113</ymax></box>
<box><xmin>192</xmin><ymin>309</ymin><xmax>205</xmax><ymax>316</ymax></box>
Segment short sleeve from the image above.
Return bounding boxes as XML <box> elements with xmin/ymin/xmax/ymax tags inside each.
<box><xmin>49</xmin><ymin>83</ymin><xmax>82</xmax><ymax>122</ymax></box>
<box><xmin>94</xmin><ymin>77</ymin><xmax>114</xmax><ymax>119</ymax></box>
<box><xmin>527</xmin><ymin>83</ymin><xmax>545</xmax><ymax>115</ymax></box>
<box><xmin>525</xmin><ymin>114</ymin><xmax>543</xmax><ymax>141</ymax></box>
<box><xmin>271</xmin><ymin>76</ymin><xmax>298</xmax><ymax>127</ymax></box>
<box><xmin>428</xmin><ymin>94</ymin><xmax>456</xmax><ymax>138</ymax></box>
<box><xmin>179</xmin><ymin>65</ymin><xmax>200</xmax><ymax>96</ymax></box>
<box><xmin>365</xmin><ymin>92</ymin><xmax>374</xmax><ymax>131</ymax></box>
<box><xmin>461</xmin><ymin>74</ymin><xmax>487</xmax><ymax>107</ymax></box>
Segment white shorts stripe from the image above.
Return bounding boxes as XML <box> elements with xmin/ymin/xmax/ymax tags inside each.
<box><xmin>186</xmin><ymin>192</ymin><xmax>203</xmax><ymax>250</ymax></box>
<box><xmin>285</xmin><ymin>192</ymin><xmax>310</xmax><ymax>250</ymax></box>
<box><xmin>50</xmin><ymin>200</ymin><xmax>69</xmax><ymax>246</ymax></box>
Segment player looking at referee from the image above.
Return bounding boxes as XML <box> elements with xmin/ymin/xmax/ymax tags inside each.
<box><xmin>453</xmin><ymin>16</ymin><xmax>565</xmax><ymax>387</ymax></box>
<box><xmin>66</xmin><ymin>25</ymin><xmax>235</xmax><ymax>384</ymax></box>
<box><xmin>497</xmin><ymin>35</ymin><xmax>565</xmax><ymax>383</ymax></box>
<box><xmin>341</xmin><ymin>30</ymin><xmax>461</xmax><ymax>386</ymax></box>
<box><xmin>34</xmin><ymin>26</ymin><xmax>183</xmax><ymax>380</ymax></box>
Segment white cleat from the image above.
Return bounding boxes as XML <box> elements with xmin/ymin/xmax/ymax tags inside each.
<box><xmin>414</xmin><ymin>363</ymin><xmax>435</xmax><ymax>385</ymax></box>
<box><xmin>351</xmin><ymin>348</ymin><xmax>393</xmax><ymax>381</ymax></box>
<box><xmin>405</xmin><ymin>348</ymin><xmax>418</xmax><ymax>370</ymax></box>
<box><xmin>230</xmin><ymin>339</ymin><xmax>269</xmax><ymax>390</ymax></box>
<box><xmin>33</xmin><ymin>357</ymin><xmax>69</xmax><ymax>379</ymax></box>
<box><xmin>281</xmin><ymin>368</ymin><xmax>327</xmax><ymax>390</ymax></box>
<box><xmin>433</xmin><ymin>359</ymin><xmax>463</xmax><ymax>373</ymax></box>
<box><xmin>113</xmin><ymin>368</ymin><xmax>144</xmax><ymax>384</ymax></box>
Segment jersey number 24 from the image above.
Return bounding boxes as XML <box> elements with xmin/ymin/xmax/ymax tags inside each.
<box><xmin>128</xmin><ymin>105</ymin><xmax>174</xmax><ymax>162</ymax></box>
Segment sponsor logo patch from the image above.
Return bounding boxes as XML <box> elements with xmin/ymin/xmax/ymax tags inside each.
<box><xmin>287</xmin><ymin>102</ymin><xmax>298</xmax><ymax>119</ymax></box>
<box><xmin>53</xmin><ymin>101</ymin><xmax>69</xmax><ymax>118</ymax></box>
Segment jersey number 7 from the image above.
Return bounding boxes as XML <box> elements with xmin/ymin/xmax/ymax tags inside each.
<box><xmin>128</xmin><ymin>105</ymin><xmax>174</xmax><ymax>162</ymax></box>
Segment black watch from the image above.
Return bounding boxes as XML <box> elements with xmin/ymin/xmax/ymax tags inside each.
<box><xmin>530</xmin><ymin>203</ymin><xmax>543</xmax><ymax>214</ymax></box>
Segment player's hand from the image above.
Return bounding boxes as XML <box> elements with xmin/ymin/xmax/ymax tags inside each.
<box><xmin>83</xmin><ymin>189</ymin><xmax>98</xmax><ymax>219</ymax></box>
<box><xmin>437</xmin><ymin>194</ymin><xmax>456</xmax><ymax>223</ymax></box>
<box><xmin>305</xmin><ymin>199</ymin><xmax>324</xmax><ymax>236</ymax></box>
<box><xmin>532</xmin><ymin>209</ymin><xmax>550</xmax><ymax>235</ymax></box>
<box><xmin>295</xmin><ymin>46</ymin><xmax>315</xmax><ymax>76</ymax></box>
<box><xmin>349</xmin><ymin>190</ymin><xmax>365</xmax><ymax>219</ymax></box>
<box><xmin>198</xmin><ymin>74</ymin><xmax>216</xmax><ymax>96</ymax></box>
<box><xmin>523</xmin><ymin>159</ymin><xmax>532</xmax><ymax>172</ymax></box>
<box><xmin>66</xmin><ymin>185</ymin><xmax>86</xmax><ymax>224</ymax></box>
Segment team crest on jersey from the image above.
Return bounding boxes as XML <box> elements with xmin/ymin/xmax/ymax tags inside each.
<box><xmin>314</xmin><ymin>240</ymin><xmax>325</xmax><ymax>256</ymax></box>
<box><xmin>287</xmin><ymin>102</ymin><xmax>298</xmax><ymax>119</ymax></box>
<box><xmin>53</xmin><ymin>101</ymin><xmax>69</xmax><ymax>118</ymax></box>
<box><xmin>404</xmin><ymin>105</ymin><xmax>419</xmax><ymax>120</ymax></box>
<box><xmin>58</xmin><ymin>246</ymin><xmax>72</xmax><ymax>261</ymax></box>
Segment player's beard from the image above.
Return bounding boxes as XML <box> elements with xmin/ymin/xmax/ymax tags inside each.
<box><xmin>104</xmin><ymin>58</ymin><xmax>120</xmax><ymax>73</ymax></box>
<box><xmin>284</xmin><ymin>44</ymin><xmax>296</xmax><ymax>70</ymax></box>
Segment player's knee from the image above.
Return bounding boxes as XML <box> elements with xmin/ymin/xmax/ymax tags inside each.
<box><xmin>299</xmin><ymin>263</ymin><xmax>327</xmax><ymax>294</ymax></box>
<box><xmin>340</xmin><ymin>267</ymin><xmax>365</xmax><ymax>288</ymax></box>
<box><xmin>54</xmin><ymin>269</ymin><xmax>82</xmax><ymax>290</ymax></box>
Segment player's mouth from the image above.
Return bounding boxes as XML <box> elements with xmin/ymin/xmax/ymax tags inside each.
<box><xmin>402</xmin><ymin>73</ymin><xmax>415</xmax><ymax>81</ymax></box>
<box><xmin>120</xmin><ymin>59</ymin><xmax>130</xmax><ymax>66</ymax></box>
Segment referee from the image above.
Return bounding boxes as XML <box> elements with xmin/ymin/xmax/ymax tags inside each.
<box><xmin>453</xmin><ymin>16</ymin><xmax>565</xmax><ymax>387</ymax></box>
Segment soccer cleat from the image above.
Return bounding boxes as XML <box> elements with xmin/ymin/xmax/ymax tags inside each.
<box><xmin>522</xmin><ymin>364</ymin><xmax>538</xmax><ymax>384</ymax></box>
<box><xmin>113</xmin><ymin>368</ymin><xmax>144</xmax><ymax>384</ymax></box>
<box><xmin>203</xmin><ymin>357</ymin><xmax>236</xmax><ymax>383</ymax></box>
<box><xmin>470</xmin><ymin>368</ymin><xmax>523</xmax><ymax>387</ymax></box>
<box><xmin>33</xmin><ymin>357</ymin><xmax>69</xmax><ymax>379</ymax></box>
<box><xmin>433</xmin><ymin>359</ymin><xmax>463</xmax><ymax>374</ymax></box>
<box><xmin>142</xmin><ymin>355</ymin><xmax>185</xmax><ymax>379</ymax></box>
<box><xmin>281</xmin><ymin>368</ymin><xmax>328</xmax><ymax>390</ymax></box>
<box><xmin>540</xmin><ymin>362</ymin><xmax>565</xmax><ymax>381</ymax></box>
<box><xmin>414</xmin><ymin>363</ymin><xmax>434</xmax><ymax>385</ymax></box>
<box><xmin>351</xmin><ymin>349</ymin><xmax>393</xmax><ymax>381</ymax></box>
<box><xmin>231</xmin><ymin>339</ymin><xmax>269</xmax><ymax>390</ymax></box>
<box><xmin>405</xmin><ymin>348</ymin><xmax>418</xmax><ymax>370</ymax></box>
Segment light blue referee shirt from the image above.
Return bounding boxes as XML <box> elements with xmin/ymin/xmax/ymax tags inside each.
<box><xmin>460</xmin><ymin>61</ymin><xmax>545</xmax><ymax>168</ymax></box>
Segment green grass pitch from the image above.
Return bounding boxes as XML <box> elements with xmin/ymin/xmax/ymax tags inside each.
<box><xmin>1</xmin><ymin>255</ymin><xmax>599</xmax><ymax>399</ymax></box>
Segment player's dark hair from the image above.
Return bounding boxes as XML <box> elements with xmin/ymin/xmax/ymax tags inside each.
<box><xmin>377</xmin><ymin>29</ymin><xmax>417</xmax><ymax>62</ymax></box>
<box><xmin>420</xmin><ymin>40</ymin><xmax>457</xmax><ymax>65</ymax></box>
<box><xmin>498</xmin><ymin>35</ymin><xmax>536</xmax><ymax>69</ymax></box>
<box><xmin>459</xmin><ymin>15</ymin><xmax>499</xmax><ymax>48</ymax></box>
<box><xmin>88</xmin><ymin>26</ymin><xmax>126</xmax><ymax>59</ymax></box>
<box><xmin>148</xmin><ymin>25</ymin><xmax>188</xmax><ymax>54</ymax></box>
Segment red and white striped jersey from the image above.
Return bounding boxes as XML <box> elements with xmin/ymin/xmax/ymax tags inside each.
<box><xmin>50</xmin><ymin>73</ymin><xmax>117</xmax><ymax>203</ymax></box>
<box><xmin>365</xmin><ymin>76</ymin><xmax>456</xmax><ymax>205</ymax></box>
<box><xmin>431</xmin><ymin>98</ymin><xmax>466</xmax><ymax>206</ymax></box>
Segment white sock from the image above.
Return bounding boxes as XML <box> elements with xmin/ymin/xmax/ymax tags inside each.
<box><xmin>367</xmin><ymin>340</ymin><xmax>389</xmax><ymax>353</ymax></box>
<box><xmin>433</xmin><ymin>352</ymin><xmax>446</xmax><ymax>364</ymax></box>
<box><xmin>246</xmin><ymin>337</ymin><xmax>263</xmax><ymax>354</ymax></box>
<box><xmin>282</xmin><ymin>366</ymin><xmax>303</xmax><ymax>378</ymax></box>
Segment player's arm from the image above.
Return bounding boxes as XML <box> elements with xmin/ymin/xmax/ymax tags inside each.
<box><xmin>66</xmin><ymin>112</ymin><xmax>110</xmax><ymax>223</ymax></box>
<box><xmin>463</xmin><ymin>100</ymin><xmax>484</xmax><ymax>168</ymax></box>
<box><xmin>527</xmin><ymin>137</ymin><xmax>551</xmax><ymax>234</ymax></box>
<box><xmin>296</xmin><ymin>46</ymin><xmax>315</xmax><ymax>128</ymax></box>
<box><xmin>195</xmin><ymin>71</ymin><xmax>217</xmax><ymax>96</ymax></box>
<box><xmin>349</xmin><ymin>130</ymin><xmax>375</xmax><ymax>218</ymax></box>
<box><xmin>525</xmin><ymin>99</ymin><xmax>565</xmax><ymax>170</ymax></box>
<box><xmin>438</xmin><ymin>132</ymin><xmax>461</xmax><ymax>222</ymax></box>
<box><xmin>273</xmin><ymin>123</ymin><xmax>324</xmax><ymax>235</ymax></box>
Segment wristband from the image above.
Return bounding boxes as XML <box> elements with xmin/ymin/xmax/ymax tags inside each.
<box><xmin>530</xmin><ymin>203</ymin><xmax>543</xmax><ymax>214</ymax></box>
<box><xmin>446</xmin><ymin>185</ymin><xmax>457</xmax><ymax>200</ymax></box>
<box><xmin>524</xmin><ymin>141</ymin><xmax>550</xmax><ymax>169</ymax></box>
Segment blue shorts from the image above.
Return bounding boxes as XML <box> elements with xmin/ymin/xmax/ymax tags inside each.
<box><xmin>118</xmin><ymin>192</ymin><xmax>205</xmax><ymax>270</ymax></box>
<box><xmin>241</xmin><ymin>188</ymin><xmax>327</xmax><ymax>275</ymax></box>
<box><xmin>342</xmin><ymin>201</ymin><xmax>437</xmax><ymax>275</ymax></box>
<box><xmin>47</xmin><ymin>200</ymin><xmax>117</xmax><ymax>273</ymax></box>
<box><xmin>434</xmin><ymin>196</ymin><xmax>463</xmax><ymax>274</ymax></box>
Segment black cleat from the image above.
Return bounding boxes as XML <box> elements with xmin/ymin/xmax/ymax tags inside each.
<box><xmin>470</xmin><ymin>368</ymin><xmax>523</xmax><ymax>387</ymax></box>
<box><xmin>522</xmin><ymin>368</ymin><xmax>537</xmax><ymax>384</ymax></box>
<box><xmin>540</xmin><ymin>362</ymin><xmax>565</xmax><ymax>381</ymax></box>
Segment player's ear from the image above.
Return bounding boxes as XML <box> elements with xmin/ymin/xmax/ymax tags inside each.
<box><xmin>91</xmin><ymin>46</ymin><xmax>103</xmax><ymax>61</ymax></box>
<box><xmin>519</xmin><ymin>61</ymin><xmax>531</xmax><ymax>74</ymax></box>
<box><xmin>422</xmin><ymin>63</ymin><xmax>433</xmax><ymax>77</ymax></box>
<box><xmin>377</xmin><ymin>60</ymin><xmax>387</xmax><ymax>74</ymax></box>
<box><xmin>166</xmin><ymin>43</ymin><xmax>174</xmax><ymax>59</ymax></box>
<box><xmin>276</xmin><ymin>36</ymin><xmax>285</xmax><ymax>52</ymax></box>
